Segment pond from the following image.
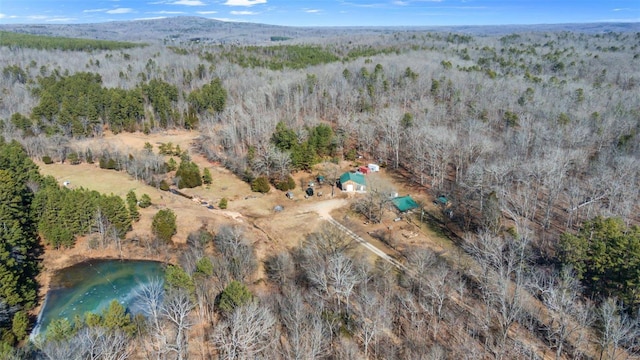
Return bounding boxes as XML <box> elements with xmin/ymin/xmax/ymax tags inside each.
<box><xmin>33</xmin><ymin>259</ymin><xmax>165</xmax><ymax>338</ymax></box>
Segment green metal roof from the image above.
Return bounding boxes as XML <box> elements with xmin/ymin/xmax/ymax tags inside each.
<box><xmin>436</xmin><ymin>196</ymin><xmax>449</xmax><ymax>205</ymax></box>
<box><xmin>339</xmin><ymin>172</ymin><xmax>366</xmax><ymax>186</ymax></box>
<box><xmin>392</xmin><ymin>195</ymin><xmax>419</xmax><ymax>212</ymax></box>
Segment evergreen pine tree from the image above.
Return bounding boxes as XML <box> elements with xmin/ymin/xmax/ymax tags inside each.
<box><xmin>126</xmin><ymin>190</ymin><xmax>140</xmax><ymax>221</ymax></box>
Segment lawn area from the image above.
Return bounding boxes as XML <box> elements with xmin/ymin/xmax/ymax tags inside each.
<box><xmin>38</xmin><ymin>161</ymin><xmax>158</xmax><ymax>199</ymax></box>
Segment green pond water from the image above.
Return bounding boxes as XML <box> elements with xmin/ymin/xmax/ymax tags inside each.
<box><xmin>34</xmin><ymin>259</ymin><xmax>165</xmax><ymax>337</ymax></box>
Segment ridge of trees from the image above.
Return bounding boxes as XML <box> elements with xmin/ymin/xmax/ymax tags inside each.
<box><xmin>205</xmin><ymin>34</ymin><xmax>474</xmax><ymax>70</ymax></box>
<box><xmin>217</xmin><ymin>44</ymin><xmax>340</xmax><ymax>70</ymax></box>
<box><xmin>0</xmin><ymin>31</ymin><xmax>143</xmax><ymax>51</ymax></box>
<box><xmin>13</xmin><ymin>72</ymin><xmax>226</xmax><ymax>137</ymax></box>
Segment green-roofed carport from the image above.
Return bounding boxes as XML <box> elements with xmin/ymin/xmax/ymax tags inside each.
<box><xmin>392</xmin><ymin>195</ymin><xmax>419</xmax><ymax>212</ymax></box>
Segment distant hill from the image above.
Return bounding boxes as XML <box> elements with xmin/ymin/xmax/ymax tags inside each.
<box><xmin>0</xmin><ymin>16</ymin><xmax>638</xmax><ymax>45</ymax></box>
<box><xmin>0</xmin><ymin>17</ymin><xmax>368</xmax><ymax>45</ymax></box>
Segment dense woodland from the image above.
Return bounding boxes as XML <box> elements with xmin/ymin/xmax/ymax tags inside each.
<box><xmin>0</xmin><ymin>19</ymin><xmax>639</xmax><ymax>359</ymax></box>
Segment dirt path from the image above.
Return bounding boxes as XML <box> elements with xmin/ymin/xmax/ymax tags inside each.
<box><xmin>292</xmin><ymin>198</ymin><xmax>414</xmax><ymax>272</ymax></box>
<box><xmin>326</xmin><ymin>217</ymin><xmax>411</xmax><ymax>273</ymax></box>
<box><xmin>296</xmin><ymin>198</ymin><xmax>348</xmax><ymax>219</ymax></box>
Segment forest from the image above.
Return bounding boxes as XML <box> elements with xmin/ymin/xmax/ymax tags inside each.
<box><xmin>0</xmin><ymin>19</ymin><xmax>639</xmax><ymax>359</ymax></box>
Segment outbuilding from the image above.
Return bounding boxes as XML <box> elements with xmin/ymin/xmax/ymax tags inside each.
<box><xmin>367</xmin><ymin>163</ymin><xmax>380</xmax><ymax>172</ymax></box>
<box><xmin>339</xmin><ymin>172</ymin><xmax>366</xmax><ymax>192</ymax></box>
<box><xmin>392</xmin><ymin>195</ymin><xmax>419</xmax><ymax>212</ymax></box>
<box><xmin>434</xmin><ymin>195</ymin><xmax>450</xmax><ymax>207</ymax></box>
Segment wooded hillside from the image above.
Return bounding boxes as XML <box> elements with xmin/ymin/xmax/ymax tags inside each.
<box><xmin>0</xmin><ymin>19</ymin><xmax>639</xmax><ymax>359</ymax></box>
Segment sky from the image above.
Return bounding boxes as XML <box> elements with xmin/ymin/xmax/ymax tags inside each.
<box><xmin>0</xmin><ymin>0</ymin><xmax>638</xmax><ymax>27</ymax></box>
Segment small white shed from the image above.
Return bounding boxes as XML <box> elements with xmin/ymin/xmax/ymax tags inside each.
<box><xmin>367</xmin><ymin>164</ymin><xmax>380</xmax><ymax>172</ymax></box>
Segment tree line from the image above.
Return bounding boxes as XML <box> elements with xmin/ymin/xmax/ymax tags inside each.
<box><xmin>32</xmin><ymin>183</ymin><xmax>131</xmax><ymax>249</ymax></box>
<box><xmin>0</xmin><ymin>139</ymin><xmax>43</xmax><ymax>349</ymax></box>
<box><xmin>7</xmin><ymin>71</ymin><xmax>225</xmax><ymax>137</ymax></box>
<box><xmin>0</xmin><ymin>31</ymin><xmax>143</xmax><ymax>51</ymax></box>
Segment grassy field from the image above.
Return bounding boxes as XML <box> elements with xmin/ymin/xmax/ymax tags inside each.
<box><xmin>38</xmin><ymin>161</ymin><xmax>156</xmax><ymax>199</ymax></box>
<box><xmin>34</xmin><ymin>130</ymin><xmax>331</xmax><ymax>248</ymax></box>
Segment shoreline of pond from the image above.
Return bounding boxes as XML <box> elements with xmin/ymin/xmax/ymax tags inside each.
<box><xmin>32</xmin><ymin>259</ymin><xmax>168</xmax><ymax>338</ymax></box>
<box><xmin>31</xmin><ymin>235</ymin><xmax>178</xmax><ymax>336</ymax></box>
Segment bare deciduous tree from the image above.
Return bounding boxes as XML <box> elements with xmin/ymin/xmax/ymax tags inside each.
<box><xmin>78</xmin><ymin>327</ymin><xmax>133</xmax><ymax>360</ymax></box>
<box><xmin>213</xmin><ymin>302</ymin><xmax>276</xmax><ymax>360</ymax></box>
<box><xmin>36</xmin><ymin>338</ymin><xmax>85</xmax><ymax>360</ymax></box>
<box><xmin>352</xmin><ymin>174</ymin><xmax>396</xmax><ymax>223</ymax></box>
<box><xmin>133</xmin><ymin>278</ymin><xmax>168</xmax><ymax>360</ymax></box>
<box><xmin>278</xmin><ymin>288</ymin><xmax>328</xmax><ymax>360</ymax></box>
<box><xmin>356</xmin><ymin>289</ymin><xmax>390</xmax><ymax>358</ymax></box>
<box><xmin>214</xmin><ymin>225</ymin><xmax>257</xmax><ymax>282</ymax></box>
<box><xmin>598</xmin><ymin>298</ymin><xmax>640</xmax><ymax>360</ymax></box>
<box><xmin>161</xmin><ymin>289</ymin><xmax>195</xmax><ymax>360</ymax></box>
<box><xmin>465</xmin><ymin>232</ymin><xmax>528</xmax><ymax>358</ymax></box>
<box><xmin>529</xmin><ymin>266</ymin><xmax>592</xmax><ymax>360</ymax></box>
<box><xmin>302</xmin><ymin>224</ymin><xmax>356</xmax><ymax>259</ymax></box>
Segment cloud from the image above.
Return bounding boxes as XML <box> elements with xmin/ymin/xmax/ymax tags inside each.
<box><xmin>0</xmin><ymin>13</ymin><xmax>5</xmax><ymax>19</ymax></box>
<box><xmin>170</xmin><ymin>0</ymin><xmax>205</xmax><ymax>5</ymax></box>
<box><xmin>223</xmin><ymin>0</ymin><xmax>267</xmax><ymax>7</ymax></box>
<box><xmin>83</xmin><ymin>8</ymin><xmax>109</xmax><ymax>13</ymax></box>
<box><xmin>196</xmin><ymin>10</ymin><xmax>218</xmax><ymax>14</ymax></box>
<box><xmin>230</xmin><ymin>10</ymin><xmax>256</xmax><ymax>15</ymax></box>
<box><xmin>305</xmin><ymin>9</ymin><xmax>321</xmax><ymax>13</ymax></box>
<box><xmin>612</xmin><ymin>8</ymin><xmax>631</xmax><ymax>12</ymax></box>
<box><xmin>340</xmin><ymin>2</ymin><xmax>386</xmax><ymax>9</ymax></box>
<box><xmin>212</xmin><ymin>17</ymin><xmax>247</xmax><ymax>22</ymax></box>
<box><xmin>135</xmin><ymin>16</ymin><xmax>168</xmax><ymax>20</ymax></box>
<box><xmin>46</xmin><ymin>18</ymin><xmax>77</xmax><ymax>22</ymax></box>
<box><xmin>107</xmin><ymin>8</ymin><xmax>134</xmax><ymax>14</ymax></box>
<box><xmin>152</xmin><ymin>10</ymin><xmax>185</xmax><ymax>14</ymax></box>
